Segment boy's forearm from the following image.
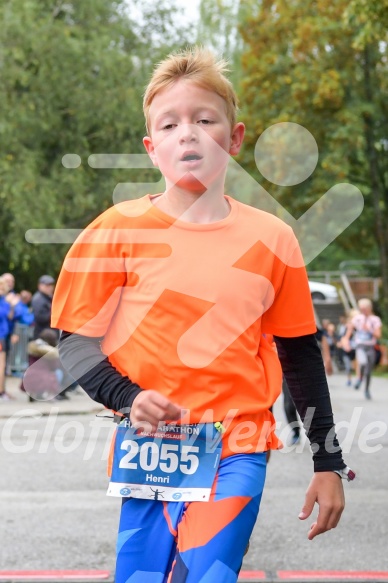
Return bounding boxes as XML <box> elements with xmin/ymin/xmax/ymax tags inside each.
<box><xmin>58</xmin><ymin>331</ymin><xmax>143</xmax><ymax>415</ymax></box>
<box><xmin>274</xmin><ymin>334</ymin><xmax>346</xmax><ymax>472</ymax></box>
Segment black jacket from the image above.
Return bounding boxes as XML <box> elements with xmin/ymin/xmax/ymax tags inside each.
<box><xmin>31</xmin><ymin>291</ymin><xmax>57</xmax><ymax>340</ymax></box>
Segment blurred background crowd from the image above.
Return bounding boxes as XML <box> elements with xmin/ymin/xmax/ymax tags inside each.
<box><xmin>0</xmin><ymin>271</ymin><xmax>76</xmax><ymax>402</ymax></box>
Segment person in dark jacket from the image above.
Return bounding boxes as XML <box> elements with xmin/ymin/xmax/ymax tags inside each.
<box><xmin>31</xmin><ymin>275</ymin><xmax>58</xmax><ymax>340</ymax></box>
<box><xmin>29</xmin><ymin>276</ymin><xmax>77</xmax><ymax>399</ymax></box>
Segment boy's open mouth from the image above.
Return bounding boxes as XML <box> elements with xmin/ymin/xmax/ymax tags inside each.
<box><xmin>181</xmin><ymin>152</ymin><xmax>203</xmax><ymax>161</ymax></box>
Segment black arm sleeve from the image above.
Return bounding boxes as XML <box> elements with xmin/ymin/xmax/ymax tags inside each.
<box><xmin>58</xmin><ymin>331</ymin><xmax>144</xmax><ymax>416</ymax></box>
<box><xmin>274</xmin><ymin>333</ymin><xmax>346</xmax><ymax>473</ymax></box>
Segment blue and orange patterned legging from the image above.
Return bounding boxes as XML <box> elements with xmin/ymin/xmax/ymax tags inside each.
<box><xmin>115</xmin><ymin>452</ymin><xmax>267</xmax><ymax>583</ymax></box>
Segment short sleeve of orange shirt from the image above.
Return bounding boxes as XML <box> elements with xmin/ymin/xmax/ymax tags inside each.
<box><xmin>52</xmin><ymin>195</ymin><xmax>316</xmax><ymax>456</ymax></box>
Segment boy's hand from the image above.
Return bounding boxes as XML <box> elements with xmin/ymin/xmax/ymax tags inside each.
<box><xmin>130</xmin><ymin>390</ymin><xmax>182</xmax><ymax>431</ymax></box>
<box><xmin>298</xmin><ymin>472</ymin><xmax>345</xmax><ymax>540</ymax></box>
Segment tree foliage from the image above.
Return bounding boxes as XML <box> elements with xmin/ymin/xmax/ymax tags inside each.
<box><xmin>237</xmin><ymin>0</ymin><xmax>388</xmax><ymax>318</ymax></box>
<box><xmin>196</xmin><ymin>0</ymin><xmax>248</xmax><ymax>87</ymax></box>
<box><xmin>197</xmin><ymin>0</ymin><xmax>239</xmax><ymax>55</ymax></box>
<box><xmin>0</xmin><ymin>0</ymin><xmax>192</xmax><ymax>288</ymax></box>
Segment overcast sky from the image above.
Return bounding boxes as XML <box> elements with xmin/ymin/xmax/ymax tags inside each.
<box><xmin>178</xmin><ymin>0</ymin><xmax>201</xmax><ymax>24</ymax></box>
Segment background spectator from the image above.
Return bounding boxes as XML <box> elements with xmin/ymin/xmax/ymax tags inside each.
<box><xmin>31</xmin><ymin>275</ymin><xmax>58</xmax><ymax>340</ymax></box>
<box><xmin>337</xmin><ymin>310</ymin><xmax>358</xmax><ymax>386</ymax></box>
<box><xmin>344</xmin><ymin>298</ymin><xmax>382</xmax><ymax>399</ymax></box>
<box><xmin>14</xmin><ymin>290</ymin><xmax>34</xmax><ymax>326</ymax></box>
<box><xmin>1</xmin><ymin>272</ymin><xmax>20</xmax><ymax>375</ymax></box>
<box><xmin>22</xmin><ymin>328</ymin><xmax>63</xmax><ymax>402</ymax></box>
<box><xmin>1</xmin><ymin>273</ymin><xmax>15</xmax><ymax>296</ymax></box>
<box><xmin>28</xmin><ymin>276</ymin><xmax>76</xmax><ymax>400</ymax></box>
<box><xmin>0</xmin><ymin>276</ymin><xmax>19</xmax><ymax>400</ymax></box>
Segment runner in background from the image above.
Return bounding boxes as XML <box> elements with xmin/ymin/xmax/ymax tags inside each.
<box><xmin>343</xmin><ymin>298</ymin><xmax>382</xmax><ymax>400</ymax></box>
<box><xmin>336</xmin><ymin>310</ymin><xmax>358</xmax><ymax>387</ymax></box>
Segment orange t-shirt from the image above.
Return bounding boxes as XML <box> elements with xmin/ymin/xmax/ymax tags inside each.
<box><xmin>52</xmin><ymin>195</ymin><xmax>316</xmax><ymax>456</ymax></box>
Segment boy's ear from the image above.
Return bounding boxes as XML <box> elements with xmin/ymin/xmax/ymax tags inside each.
<box><xmin>143</xmin><ymin>136</ymin><xmax>159</xmax><ymax>167</ymax></box>
<box><xmin>229</xmin><ymin>122</ymin><xmax>245</xmax><ymax>156</ymax></box>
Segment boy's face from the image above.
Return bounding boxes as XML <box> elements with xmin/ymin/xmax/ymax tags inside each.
<box><xmin>143</xmin><ymin>79</ymin><xmax>245</xmax><ymax>194</ymax></box>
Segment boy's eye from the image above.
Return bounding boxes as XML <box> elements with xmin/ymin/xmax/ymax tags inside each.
<box><xmin>198</xmin><ymin>119</ymin><xmax>212</xmax><ymax>125</ymax></box>
<box><xmin>162</xmin><ymin>123</ymin><xmax>176</xmax><ymax>130</ymax></box>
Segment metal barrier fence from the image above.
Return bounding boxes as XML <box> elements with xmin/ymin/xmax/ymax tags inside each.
<box><xmin>6</xmin><ymin>324</ymin><xmax>34</xmax><ymax>376</ymax></box>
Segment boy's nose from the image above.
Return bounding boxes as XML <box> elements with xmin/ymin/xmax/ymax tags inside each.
<box><xmin>178</xmin><ymin>124</ymin><xmax>199</xmax><ymax>144</ymax></box>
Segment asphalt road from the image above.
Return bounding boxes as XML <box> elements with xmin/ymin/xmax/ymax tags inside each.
<box><xmin>0</xmin><ymin>372</ymin><xmax>387</xmax><ymax>576</ymax></box>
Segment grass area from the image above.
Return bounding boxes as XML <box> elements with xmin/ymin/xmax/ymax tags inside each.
<box><xmin>374</xmin><ymin>365</ymin><xmax>388</xmax><ymax>378</ymax></box>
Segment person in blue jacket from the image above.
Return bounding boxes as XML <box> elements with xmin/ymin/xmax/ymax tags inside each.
<box><xmin>0</xmin><ymin>276</ymin><xmax>19</xmax><ymax>399</ymax></box>
<box><xmin>14</xmin><ymin>290</ymin><xmax>35</xmax><ymax>326</ymax></box>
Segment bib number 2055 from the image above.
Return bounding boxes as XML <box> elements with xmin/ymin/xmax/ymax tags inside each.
<box><xmin>107</xmin><ymin>423</ymin><xmax>222</xmax><ymax>502</ymax></box>
<box><xmin>120</xmin><ymin>440</ymin><xmax>199</xmax><ymax>475</ymax></box>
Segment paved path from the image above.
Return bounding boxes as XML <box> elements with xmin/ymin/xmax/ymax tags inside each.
<box><xmin>1</xmin><ymin>373</ymin><xmax>387</xmax><ymax>581</ymax></box>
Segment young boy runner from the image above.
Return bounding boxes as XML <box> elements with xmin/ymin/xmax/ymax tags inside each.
<box><xmin>52</xmin><ymin>47</ymin><xmax>354</xmax><ymax>583</ymax></box>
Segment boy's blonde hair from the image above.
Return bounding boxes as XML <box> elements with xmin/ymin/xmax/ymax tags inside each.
<box><xmin>143</xmin><ymin>46</ymin><xmax>238</xmax><ymax>134</ymax></box>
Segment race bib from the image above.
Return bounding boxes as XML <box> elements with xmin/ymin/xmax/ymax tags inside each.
<box><xmin>107</xmin><ymin>421</ymin><xmax>222</xmax><ymax>502</ymax></box>
<box><xmin>356</xmin><ymin>330</ymin><xmax>373</xmax><ymax>343</ymax></box>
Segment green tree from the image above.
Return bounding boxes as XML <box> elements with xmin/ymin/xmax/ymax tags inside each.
<box><xmin>197</xmin><ymin>0</ymin><xmax>239</xmax><ymax>55</ymax></box>
<box><xmin>197</xmin><ymin>0</ymin><xmax>248</xmax><ymax>86</ymax></box>
<box><xmin>238</xmin><ymin>0</ymin><xmax>388</xmax><ymax>319</ymax></box>
<box><xmin>0</xmin><ymin>0</ymin><xmax>191</xmax><ymax>289</ymax></box>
